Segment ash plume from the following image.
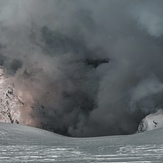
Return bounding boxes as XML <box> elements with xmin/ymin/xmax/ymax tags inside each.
<box><xmin>0</xmin><ymin>0</ymin><xmax>163</xmax><ymax>137</ymax></box>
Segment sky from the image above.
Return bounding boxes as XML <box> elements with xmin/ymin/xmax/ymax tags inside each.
<box><xmin>0</xmin><ymin>0</ymin><xmax>163</xmax><ymax>137</ymax></box>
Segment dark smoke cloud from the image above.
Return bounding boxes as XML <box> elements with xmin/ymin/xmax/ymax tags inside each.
<box><xmin>0</xmin><ymin>0</ymin><xmax>163</xmax><ymax>137</ymax></box>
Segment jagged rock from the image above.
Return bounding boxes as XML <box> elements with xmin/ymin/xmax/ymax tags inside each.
<box><xmin>0</xmin><ymin>68</ymin><xmax>24</xmax><ymax>123</ymax></box>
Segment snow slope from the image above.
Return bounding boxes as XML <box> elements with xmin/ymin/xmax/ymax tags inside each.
<box><xmin>0</xmin><ymin>123</ymin><xmax>163</xmax><ymax>162</ymax></box>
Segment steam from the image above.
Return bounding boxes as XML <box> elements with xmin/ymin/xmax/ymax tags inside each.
<box><xmin>0</xmin><ymin>0</ymin><xmax>163</xmax><ymax>137</ymax></box>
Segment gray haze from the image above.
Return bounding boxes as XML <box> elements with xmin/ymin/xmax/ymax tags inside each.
<box><xmin>0</xmin><ymin>0</ymin><xmax>163</xmax><ymax>137</ymax></box>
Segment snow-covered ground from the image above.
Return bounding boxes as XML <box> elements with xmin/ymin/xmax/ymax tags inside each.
<box><xmin>0</xmin><ymin>123</ymin><xmax>163</xmax><ymax>163</ymax></box>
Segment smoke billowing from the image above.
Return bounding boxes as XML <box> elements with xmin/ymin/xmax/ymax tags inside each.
<box><xmin>0</xmin><ymin>0</ymin><xmax>163</xmax><ymax>137</ymax></box>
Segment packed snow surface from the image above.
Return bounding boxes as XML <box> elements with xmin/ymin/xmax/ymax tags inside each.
<box><xmin>0</xmin><ymin>123</ymin><xmax>163</xmax><ymax>162</ymax></box>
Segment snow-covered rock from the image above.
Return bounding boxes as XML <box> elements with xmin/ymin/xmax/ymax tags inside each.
<box><xmin>137</xmin><ymin>109</ymin><xmax>163</xmax><ymax>133</ymax></box>
<box><xmin>0</xmin><ymin>68</ymin><xmax>24</xmax><ymax>124</ymax></box>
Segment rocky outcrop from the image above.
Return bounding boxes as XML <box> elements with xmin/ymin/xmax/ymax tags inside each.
<box><xmin>137</xmin><ymin>109</ymin><xmax>163</xmax><ymax>133</ymax></box>
<box><xmin>0</xmin><ymin>68</ymin><xmax>24</xmax><ymax>123</ymax></box>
